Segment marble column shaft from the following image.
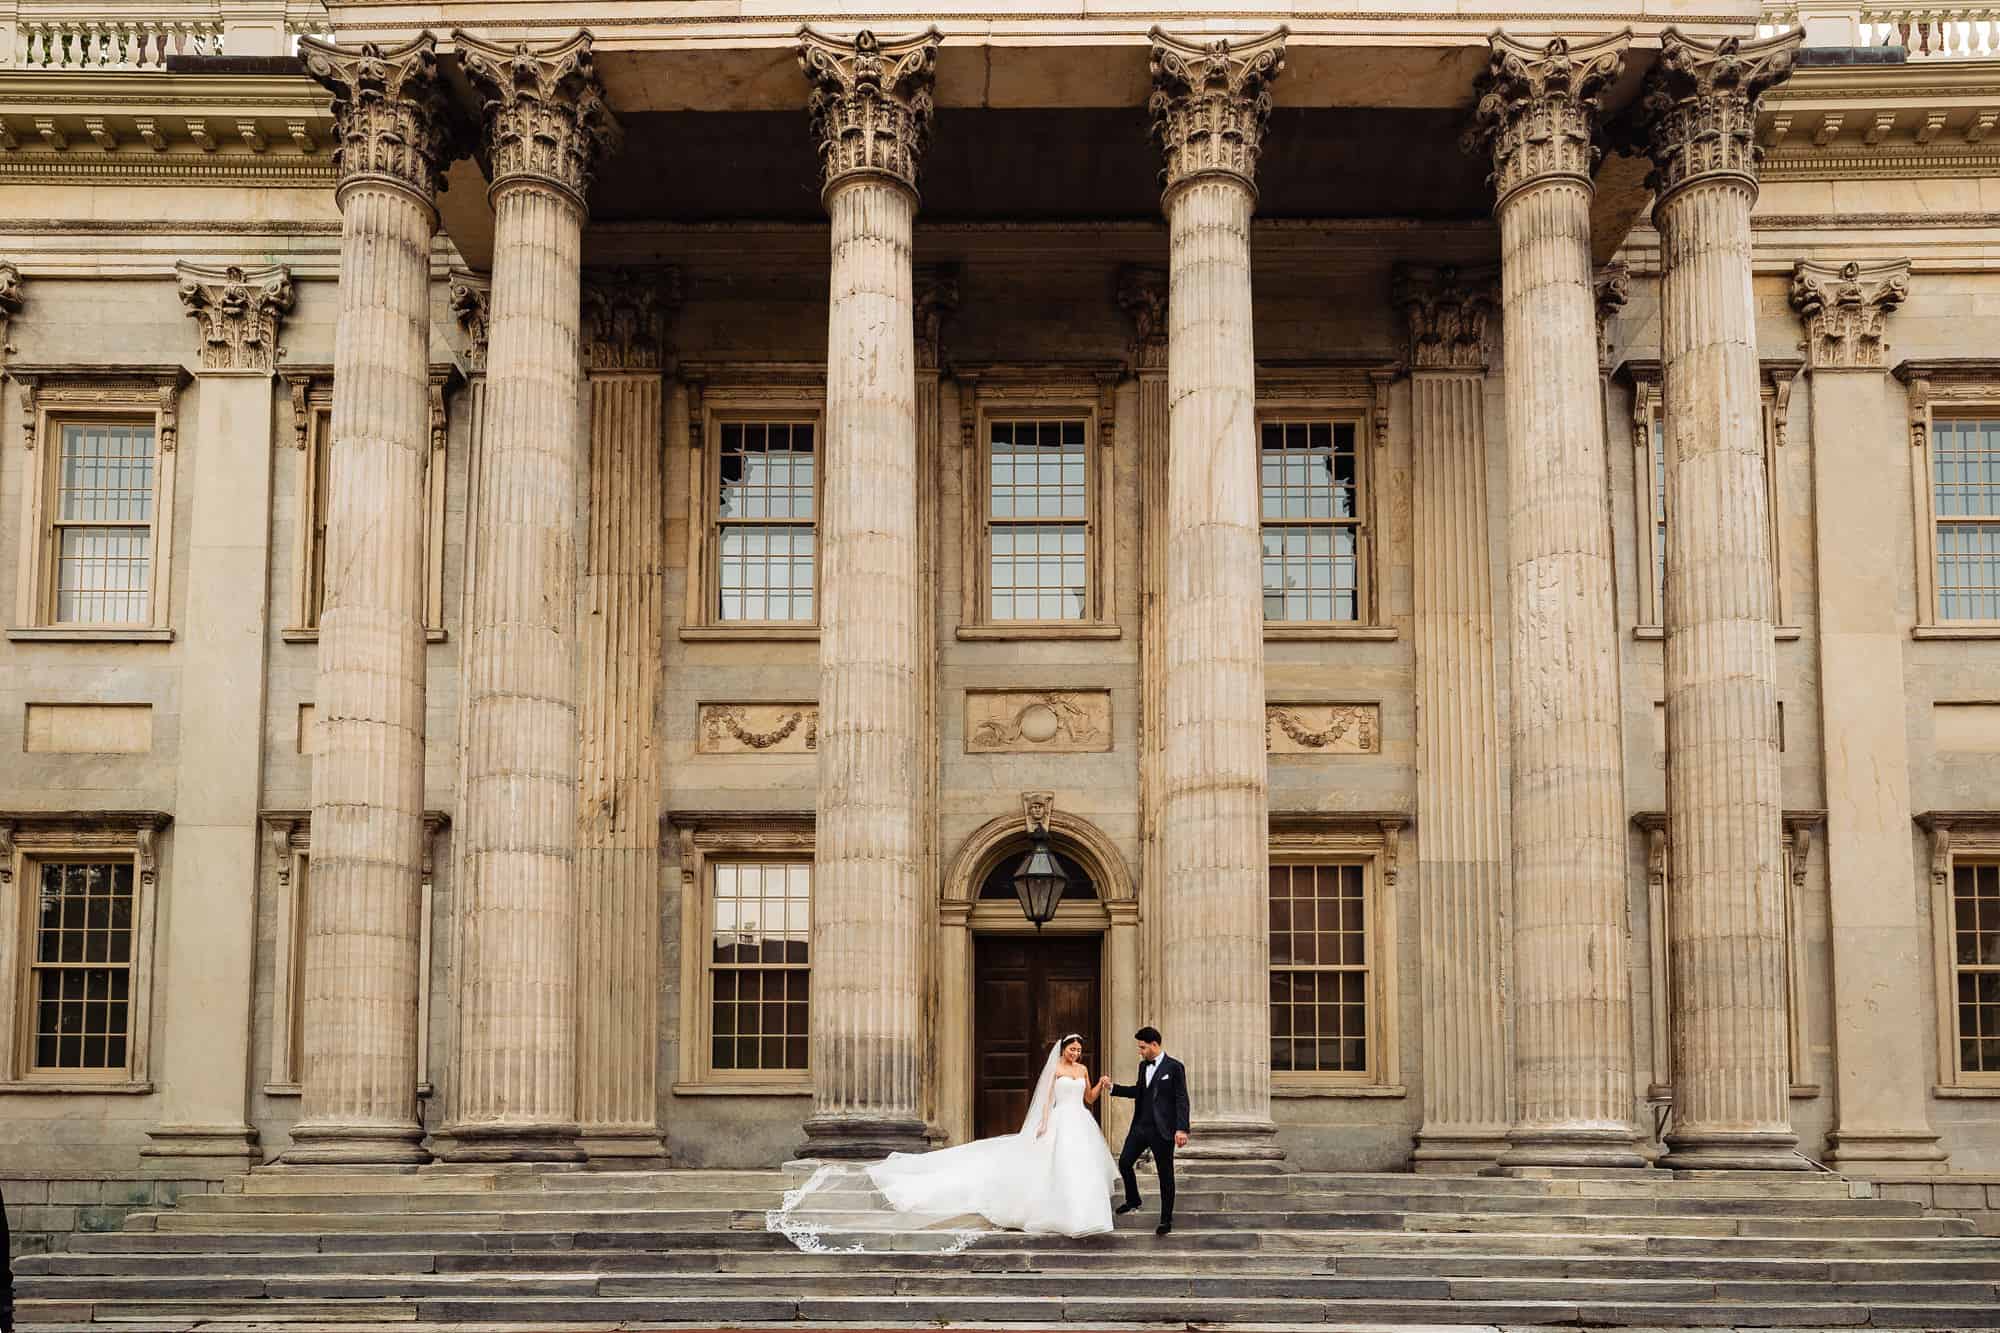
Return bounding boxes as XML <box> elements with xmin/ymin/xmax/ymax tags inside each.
<box><xmin>446</xmin><ymin>30</ymin><xmax>617</xmax><ymax>1161</ymax></box>
<box><xmin>290</xmin><ymin>36</ymin><xmax>457</xmax><ymax>1164</ymax></box>
<box><xmin>1149</xmin><ymin>28</ymin><xmax>1286</xmax><ymax>1159</ymax></box>
<box><xmin>797</xmin><ymin>26</ymin><xmax>939</xmax><ymax>1158</ymax></box>
<box><xmin>1471</xmin><ymin>33</ymin><xmax>1643</xmax><ymax>1168</ymax></box>
<box><xmin>1398</xmin><ymin>267</ymin><xmax>1513</xmax><ymax>1169</ymax></box>
<box><xmin>1639</xmin><ymin>28</ymin><xmax>1805</xmax><ymax>1171</ymax></box>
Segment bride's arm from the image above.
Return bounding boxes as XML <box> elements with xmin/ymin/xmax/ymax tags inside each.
<box><xmin>1036</xmin><ymin>1077</ymin><xmax>1055</xmax><ymax>1136</ymax></box>
<box><xmin>1082</xmin><ymin>1067</ymin><xmax>1100</xmax><ymax>1105</ymax></box>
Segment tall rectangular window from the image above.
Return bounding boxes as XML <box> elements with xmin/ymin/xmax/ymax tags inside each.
<box><xmin>52</xmin><ymin>423</ymin><xmax>155</xmax><ymax>625</ymax></box>
<box><xmin>1260</xmin><ymin>420</ymin><xmax>1361</xmax><ymax>624</ymax></box>
<box><xmin>1932</xmin><ymin>417</ymin><xmax>2000</xmax><ymax>622</ymax></box>
<box><xmin>1953</xmin><ymin>861</ymin><xmax>2000</xmax><ymax>1076</ymax></box>
<box><xmin>1268</xmin><ymin>862</ymin><xmax>1369</xmax><ymax>1075</ymax></box>
<box><xmin>709</xmin><ymin>860</ymin><xmax>811</xmax><ymax>1074</ymax></box>
<box><xmin>716</xmin><ymin>421</ymin><xmax>817</xmax><ymax>624</ymax></box>
<box><xmin>28</xmin><ymin>860</ymin><xmax>136</xmax><ymax>1075</ymax></box>
<box><xmin>987</xmin><ymin>418</ymin><xmax>1088</xmax><ymax>622</ymax></box>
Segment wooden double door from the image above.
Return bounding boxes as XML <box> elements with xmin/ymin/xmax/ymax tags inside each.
<box><xmin>972</xmin><ymin>934</ymin><xmax>1103</xmax><ymax>1140</ymax></box>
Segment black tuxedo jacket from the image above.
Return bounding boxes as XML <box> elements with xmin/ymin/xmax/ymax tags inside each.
<box><xmin>1110</xmin><ymin>1054</ymin><xmax>1191</xmax><ymax>1146</ymax></box>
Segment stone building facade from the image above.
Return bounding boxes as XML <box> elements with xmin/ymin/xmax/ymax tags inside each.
<box><xmin>3</xmin><ymin>0</ymin><xmax>2000</xmax><ymax>1222</ymax></box>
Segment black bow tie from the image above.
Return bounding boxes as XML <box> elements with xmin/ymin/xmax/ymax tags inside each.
<box><xmin>1141</xmin><ymin>1058</ymin><xmax>1156</xmax><ymax>1069</ymax></box>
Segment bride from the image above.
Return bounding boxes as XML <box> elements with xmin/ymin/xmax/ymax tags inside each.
<box><xmin>769</xmin><ymin>1034</ymin><xmax>1120</xmax><ymax>1248</ymax></box>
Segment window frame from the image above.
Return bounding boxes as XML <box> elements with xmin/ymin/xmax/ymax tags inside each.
<box><xmin>1920</xmin><ymin>812</ymin><xmax>2000</xmax><ymax>1092</ymax></box>
<box><xmin>1267</xmin><ymin>813</ymin><xmax>1405</xmax><ymax>1097</ymax></box>
<box><xmin>1634</xmin><ymin>810</ymin><xmax>1821</xmax><ymax>1104</ymax></box>
<box><xmin>1253</xmin><ymin>367</ymin><xmax>1397</xmax><ymax>641</ymax></box>
<box><xmin>0</xmin><ymin>811</ymin><xmax>169</xmax><ymax>1092</ymax></box>
<box><xmin>1901</xmin><ymin>362</ymin><xmax>2000</xmax><ymax>637</ymax></box>
<box><xmin>259</xmin><ymin>810</ymin><xmax>446</xmax><ymax>1098</ymax></box>
<box><xmin>678</xmin><ymin>365</ymin><xmax>826</xmax><ymax>642</ymax></box>
<box><xmin>1619</xmin><ymin>359</ymin><xmax>1800</xmax><ymax>641</ymax></box>
<box><xmin>668</xmin><ymin>811</ymin><xmax>815</xmax><ymax>1094</ymax></box>
<box><xmin>955</xmin><ymin>367</ymin><xmax>1120</xmax><ymax>641</ymax></box>
<box><xmin>279</xmin><ymin>367</ymin><xmax>452</xmax><ymax>644</ymax></box>
<box><xmin>10</xmin><ymin>367</ymin><xmax>185</xmax><ymax>642</ymax></box>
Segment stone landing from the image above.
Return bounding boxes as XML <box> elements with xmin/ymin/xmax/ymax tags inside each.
<box><xmin>15</xmin><ymin>1167</ymin><xmax>2000</xmax><ymax>1328</ymax></box>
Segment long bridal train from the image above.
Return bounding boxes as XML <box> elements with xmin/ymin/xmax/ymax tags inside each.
<box><xmin>768</xmin><ymin>1040</ymin><xmax>1120</xmax><ymax>1252</ymax></box>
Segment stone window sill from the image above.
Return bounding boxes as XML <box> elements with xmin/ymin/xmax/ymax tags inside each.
<box><xmin>8</xmin><ymin>627</ymin><xmax>174</xmax><ymax>643</ymax></box>
<box><xmin>1633</xmin><ymin>626</ymin><xmax>1802</xmax><ymax>642</ymax></box>
<box><xmin>262</xmin><ymin>1082</ymin><xmax>301</xmax><ymax>1098</ymax></box>
<box><xmin>1934</xmin><ymin>1083</ymin><xmax>2000</xmax><ymax>1098</ymax></box>
<box><xmin>1914</xmin><ymin>625</ymin><xmax>2000</xmax><ymax>640</ymax></box>
<box><xmin>671</xmin><ymin>1080</ymin><xmax>812</xmax><ymax>1097</ymax></box>
<box><xmin>679</xmin><ymin>625</ymin><xmax>820</xmax><ymax>643</ymax></box>
<box><xmin>1264</xmin><ymin>625</ymin><xmax>1398</xmax><ymax>643</ymax></box>
<box><xmin>282</xmin><ymin>628</ymin><xmax>448</xmax><ymax>644</ymax></box>
<box><xmin>1272</xmin><ymin>1082</ymin><xmax>1406</xmax><ymax>1099</ymax></box>
<box><xmin>0</xmin><ymin>1080</ymin><xmax>153</xmax><ymax>1095</ymax></box>
<box><xmin>956</xmin><ymin>623</ymin><xmax>1121</xmax><ymax>642</ymax></box>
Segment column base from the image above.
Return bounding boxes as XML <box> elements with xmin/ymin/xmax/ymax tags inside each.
<box><xmin>434</xmin><ymin>1122</ymin><xmax>584</xmax><ymax>1164</ymax></box>
<box><xmin>282</xmin><ymin>1120</ymin><xmax>430</xmax><ymax>1166</ymax></box>
<box><xmin>140</xmin><ymin>1123</ymin><xmax>260</xmax><ymax>1174</ymax></box>
<box><xmin>1827</xmin><ymin>1129</ymin><xmax>1949</xmax><ymax>1175</ymax></box>
<box><xmin>580</xmin><ymin>1127</ymin><xmax>671</xmax><ymax>1168</ymax></box>
<box><xmin>1177</xmin><ymin>1116</ymin><xmax>1287</xmax><ymax>1165</ymax></box>
<box><xmin>1412</xmin><ymin>1128</ymin><xmax>1511</xmax><ymax>1174</ymax></box>
<box><xmin>799</xmin><ymin>1113</ymin><xmax>930</xmax><ymax>1161</ymax></box>
<box><xmin>1660</xmin><ymin>1128</ymin><xmax>1809</xmax><ymax>1172</ymax></box>
<box><xmin>1498</xmin><ymin>1126</ymin><xmax>1648</xmax><ymax>1171</ymax></box>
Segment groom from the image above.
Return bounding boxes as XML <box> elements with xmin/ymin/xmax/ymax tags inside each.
<box><xmin>1099</xmin><ymin>1025</ymin><xmax>1189</xmax><ymax>1235</ymax></box>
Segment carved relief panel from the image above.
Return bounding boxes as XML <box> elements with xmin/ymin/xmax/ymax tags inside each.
<box><xmin>697</xmin><ymin>703</ymin><xmax>818</xmax><ymax>755</ymax></box>
<box><xmin>1266</xmin><ymin>703</ymin><xmax>1381</xmax><ymax>755</ymax></box>
<box><xmin>965</xmin><ymin>690</ymin><xmax>1112</xmax><ymax>754</ymax></box>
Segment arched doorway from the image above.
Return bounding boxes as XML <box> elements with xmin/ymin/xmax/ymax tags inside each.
<box><xmin>938</xmin><ymin>811</ymin><xmax>1138</xmax><ymax>1146</ymax></box>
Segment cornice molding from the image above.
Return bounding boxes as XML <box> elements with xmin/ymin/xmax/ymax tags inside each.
<box><xmin>0</xmin><ymin>153</ymin><xmax>335</xmax><ymax>187</ymax></box>
<box><xmin>796</xmin><ymin>25</ymin><xmax>941</xmax><ymax>202</ymax></box>
<box><xmin>1146</xmin><ymin>26</ymin><xmax>1288</xmax><ymax>200</ymax></box>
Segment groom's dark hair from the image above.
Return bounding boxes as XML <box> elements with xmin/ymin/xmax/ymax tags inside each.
<box><xmin>1134</xmin><ymin>1025</ymin><xmax>1162</xmax><ymax>1044</ymax></box>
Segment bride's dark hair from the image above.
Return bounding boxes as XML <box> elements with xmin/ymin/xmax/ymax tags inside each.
<box><xmin>1059</xmin><ymin>1033</ymin><xmax>1084</xmax><ymax>1050</ymax></box>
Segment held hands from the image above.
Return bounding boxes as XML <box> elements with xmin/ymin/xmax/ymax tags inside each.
<box><xmin>1174</xmin><ymin>1131</ymin><xmax>1189</xmax><ymax>1148</ymax></box>
<box><xmin>1096</xmin><ymin>1076</ymin><xmax>1113</xmax><ymax>1094</ymax></box>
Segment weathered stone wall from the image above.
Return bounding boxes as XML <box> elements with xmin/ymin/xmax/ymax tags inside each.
<box><xmin>0</xmin><ymin>1173</ymin><xmax>225</xmax><ymax>1255</ymax></box>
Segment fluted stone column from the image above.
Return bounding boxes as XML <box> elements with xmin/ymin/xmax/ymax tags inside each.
<box><xmin>1469</xmin><ymin>33</ymin><xmax>1644</xmax><ymax>1170</ymax></box>
<box><xmin>1148</xmin><ymin>28</ymin><xmax>1286</xmax><ymax>1162</ymax></box>
<box><xmin>289</xmin><ymin>36</ymin><xmax>459</xmax><ymax>1165</ymax></box>
<box><xmin>1395</xmin><ymin>266</ymin><xmax>1514</xmax><ymax>1172</ymax></box>
<box><xmin>443</xmin><ymin>31</ymin><xmax>619</xmax><ymax>1163</ymax></box>
<box><xmin>575</xmin><ymin>270</ymin><xmax>677</xmax><ymax>1163</ymax></box>
<box><xmin>796</xmin><ymin>26</ymin><xmax>940</xmax><ymax>1159</ymax></box>
<box><xmin>1636</xmin><ymin>28</ymin><xmax>1807</xmax><ymax>1172</ymax></box>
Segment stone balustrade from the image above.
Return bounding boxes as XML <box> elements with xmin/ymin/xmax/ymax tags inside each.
<box><xmin>5</xmin><ymin>0</ymin><xmax>328</xmax><ymax>67</ymax></box>
<box><xmin>1763</xmin><ymin>4</ymin><xmax>2000</xmax><ymax>57</ymax></box>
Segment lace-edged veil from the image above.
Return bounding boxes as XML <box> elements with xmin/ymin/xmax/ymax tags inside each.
<box><xmin>765</xmin><ymin>1037</ymin><xmax>1073</xmax><ymax>1253</ymax></box>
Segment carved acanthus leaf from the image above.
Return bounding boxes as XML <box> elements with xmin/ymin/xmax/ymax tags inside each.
<box><xmin>582</xmin><ymin>267</ymin><xmax>682</xmax><ymax>372</ymax></box>
<box><xmin>1147</xmin><ymin>27</ymin><xmax>1287</xmax><ymax>197</ymax></box>
<box><xmin>1633</xmin><ymin>28</ymin><xmax>1801</xmax><ymax>201</ymax></box>
<box><xmin>458</xmin><ymin>31</ymin><xmax>622</xmax><ymax>206</ymax></box>
<box><xmin>914</xmin><ymin>264</ymin><xmax>961</xmax><ymax>372</ymax></box>
<box><xmin>1116</xmin><ymin>265</ymin><xmax>1169</xmax><ymax>372</ymax></box>
<box><xmin>1789</xmin><ymin>258</ymin><xmax>1911</xmax><ymax>370</ymax></box>
<box><xmin>176</xmin><ymin>263</ymin><xmax>295</xmax><ymax>372</ymax></box>
<box><xmin>1393</xmin><ymin>263</ymin><xmax>1496</xmax><ymax>371</ymax></box>
<box><xmin>797</xmin><ymin>26</ymin><xmax>942</xmax><ymax>199</ymax></box>
<box><xmin>448</xmin><ymin>271</ymin><xmax>491</xmax><ymax>372</ymax></box>
<box><xmin>299</xmin><ymin>35</ymin><xmax>463</xmax><ymax>206</ymax></box>
<box><xmin>1465</xmin><ymin>32</ymin><xmax>1628</xmax><ymax>204</ymax></box>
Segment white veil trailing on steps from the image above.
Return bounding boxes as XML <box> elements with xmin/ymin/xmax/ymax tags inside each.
<box><xmin>766</xmin><ymin>1038</ymin><xmax>1075</xmax><ymax>1254</ymax></box>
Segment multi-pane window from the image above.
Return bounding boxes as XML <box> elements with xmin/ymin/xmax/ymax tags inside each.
<box><xmin>716</xmin><ymin>421</ymin><xmax>817</xmax><ymax>624</ymax></box>
<box><xmin>1932</xmin><ymin>417</ymin><xmax>2000</xmax><ymax>622</ymax></box>
<box><xmin>1952</xmin><ymin>861</ymin><xmax>2000</xmax><ymax>1076</ymax></box>
<box><xmin>1260</xmin><ymin>420</ymin><xmax>1361</xmax><ymax>624</ymax></box>
<box><xmin>987</xmin><ymin>418</ymin><xmax>1088</xmax><ymax>622</ymax></box>
<box><xmin>52</xmin><ymin>424</ymin><xmax>155</xmax><ymax>625</ymax></box>
<box><xmin>28</xmin><ymin>860</ymin><xmax>136</xmax><ymax>1075</ymax></box>
<box><xmin>1268</xmin><ymin>863</ymin><xmax>1369</xmax><ymax>1075</ymax></box>
<box><xmin>709</xmin><ymin>860</ymin><xmax>811</xmax><ymax>1074</ymax></box>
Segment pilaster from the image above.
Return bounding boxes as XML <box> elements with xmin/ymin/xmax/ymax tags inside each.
<box><xmin>1469</xmin><ymin>31</ymin><xmax>1645</xmax><ymax>1170</ymax></box>
<box><xmin>795</xmin><ymin>25</ymin><xmax>939</xmax><ymax>1159</ymax></box>
<box><xmin>1789</xmin><ymin>257</ymin><xmax>1947</xmax><ymax>1172</ymax></box>
<box><xmin>444</xmin><ymin>30</ymin><xmax>618</xmax><ymax>1163</ymax></box>
<box><xmin>288</xmin><ymin>34</ymin><xmax>460</xmax><ymax>1164</ymax></box>
<box><xmin>1635</xmin><ymin>27</ymin><xmax>1807</xmax><ymax>1172</ymax></box>
<box><xmin>1395</xmin><ymin>264</ymin><xmax>1513</xmax><ymax>1172</ymax></box>
<box><xmin>1149</xmin><ymin>26</ymin><xmax>1286</xmax><ymax>1161</ymax></box>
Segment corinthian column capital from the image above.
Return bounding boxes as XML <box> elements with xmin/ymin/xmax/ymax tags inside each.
<box><xmin>1634</xmin><ymin>28</ymin><xmax>1801</xmax><ymax>203</ymax></box>
<box><xmin>1117</xmin><ymin>265</ymin><xmax>1169</xmax><ymax>372</ymax></box>
<box><xmin>1393</xmin><ymin>264</ymin><xmax>1497</xmax><ymax>372</ymax></box>
<box><xmin>914</xmin><ymin>264</ymin><xmax>960</xmax><ymax>371</ymax></box>
<box><xmin>300</xmin><ymin>35</ymin><xmax>463</xmax><ymax>209</ymax></box>
<box><xmin>1466</xmin><ymin>31</ymin><xmax>1628</xmax><ymax>206</ymax></box>
<box><xmin>458</xmin><ymin>31</ymin><xmax>622</xmax><ymax>207</ymax></box>
<box><xmin>797</xmin><ymin>26</ymin><xmax>942</xmax><ymax>202</ymax></box>
<box><xmin>1789</xmin><ymin>258</ymin><xmax>1911</xmax><ymax>370</ymax></box>
<box><xmin>176</xmin><ymin>262</ymin><xmax>296</xmax><ymax>373</ymax></box>
<box><xmin>582</xmin><ymin>268</ymin><xmax>682</xmax><ymax>373</ymax></box>
<box><xmin>1147</xmin><ymin>27</ymin><xmax>1287</xmax><ymax>199</ymax></box>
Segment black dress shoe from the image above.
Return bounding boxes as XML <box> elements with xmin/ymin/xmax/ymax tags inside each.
<box><xmin>1116</xmin><ymin>1201</ymin><xmax>1143</xmax><ymax>1215</ymax></box>
<box><xmin>1155</xmin><ymin>1223</ymin><xmax>1172</xmax><ymax>1236</ymax></box>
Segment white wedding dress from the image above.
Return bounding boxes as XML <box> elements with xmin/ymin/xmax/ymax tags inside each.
<box><xmin>768</xmin><ymin>1041</ymin><xmax>1120</xmax><ymax>1251</ymax></box>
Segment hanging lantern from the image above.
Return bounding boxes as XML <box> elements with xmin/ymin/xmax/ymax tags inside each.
<box><xmin>1011</xmin><ymin>827</ymin><xmax>1068</xmax><ymax>929</ymax></box>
